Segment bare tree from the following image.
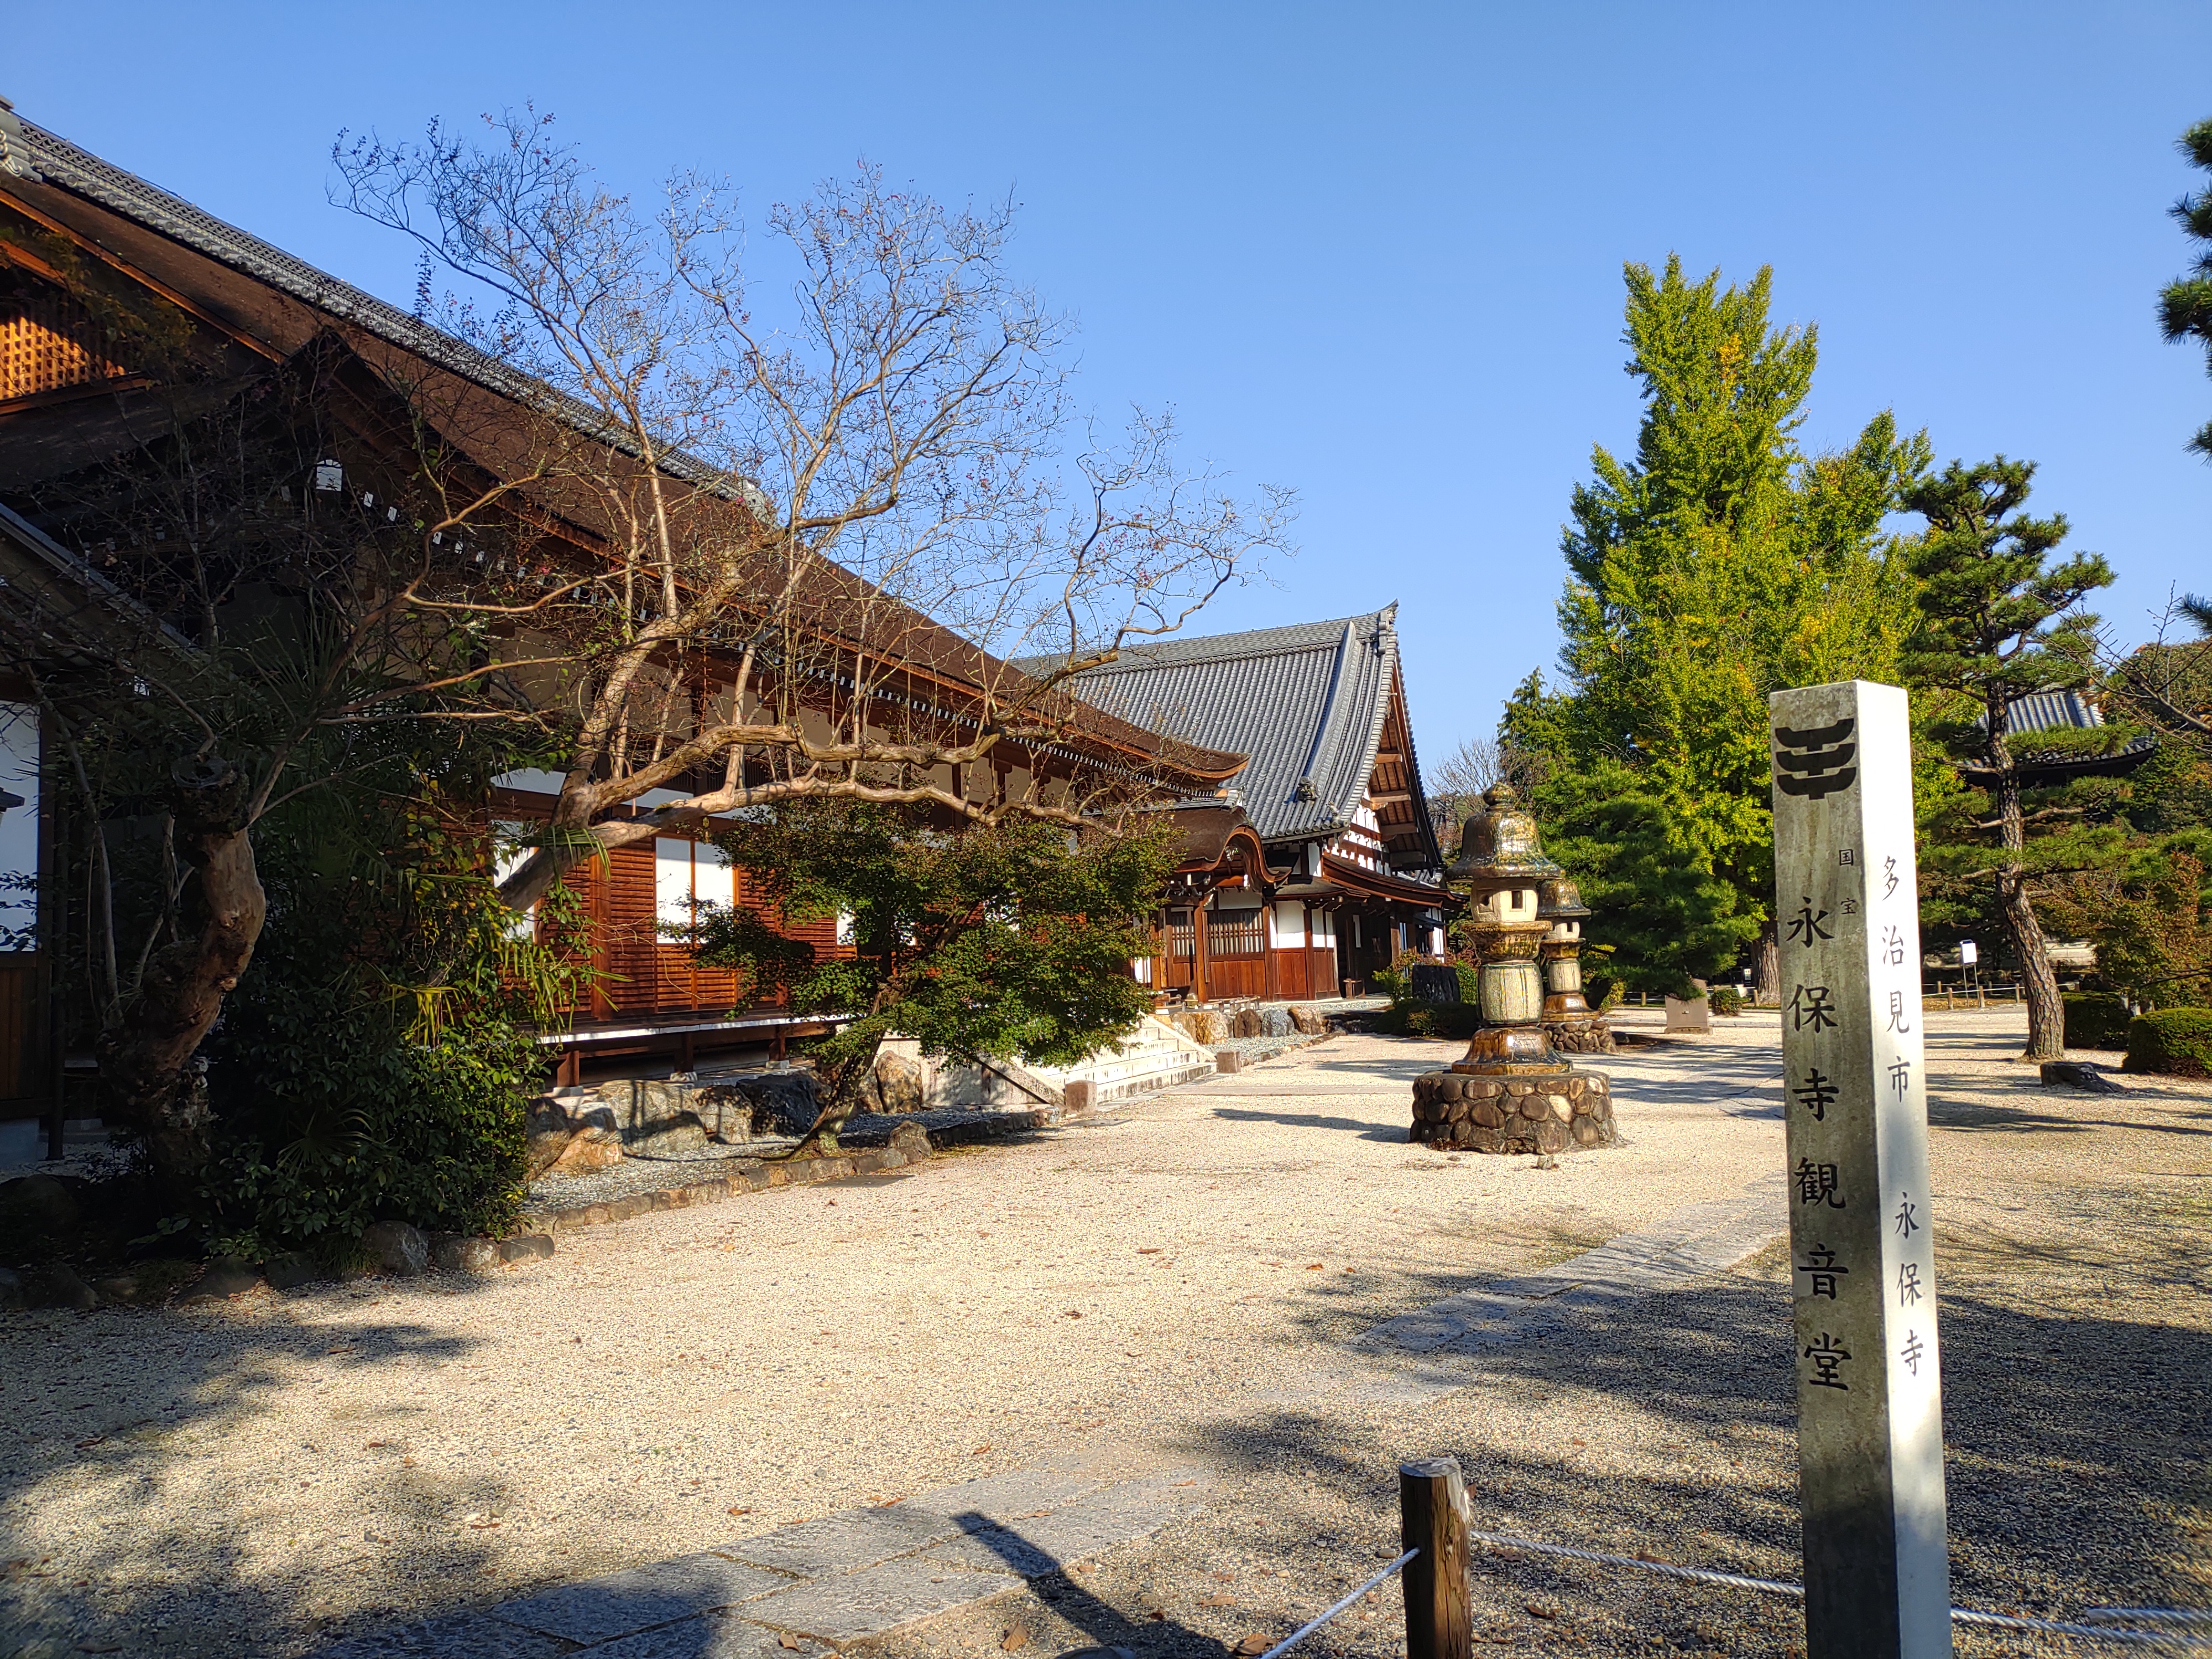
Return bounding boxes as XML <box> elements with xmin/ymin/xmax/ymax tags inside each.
<box><xmin>331</xmin><ymin>116</ymin><xmax>1293</xmax><ymax>914</ymax></box>
<box><xmin>1423</xmin><ymin>735</ymin><xmax>1549</xmax><ymax>847</ymax></box>
<box><xmin>0</xmin><ymin>115</ymin><xmax>1288</xmax><ymax>1190</ymax></box>
<box><xmin>2099</xmin><ymin>587</ymin><xmax>2212</xmax><ymax>756</ymax></box>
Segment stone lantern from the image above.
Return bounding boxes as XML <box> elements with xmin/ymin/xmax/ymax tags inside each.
<box><xmin>1443</xmin><ymin>783</ymin><xmax>1566</xmax><ymax>1073</ymax></box>
<box><xmin>1537</xmin><ymin>877</ymin><xmax>1592</xmax><ymax>1024</ymax></box>
<box><xmin>1408</xmin><ymin>782</ymin><xmax>1618</xmax><ymax>1155</ymax></box>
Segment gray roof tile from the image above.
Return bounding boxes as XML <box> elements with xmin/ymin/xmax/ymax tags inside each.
<box><xmin>1061</xmin><ymin>606</ymin><xmax>1411</xmax><ymax>845</ymax></box>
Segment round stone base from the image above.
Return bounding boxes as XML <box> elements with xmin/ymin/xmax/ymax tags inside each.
<box><xmin>1545</xmin><ymin>1019</ymin><xmax>1617</xmax><ymax>1055</ymax></box>
<box><xmin>1408</xmin><ymin>1068</ymin><xmax>1619</xmax><ymax>1154</ymax></box>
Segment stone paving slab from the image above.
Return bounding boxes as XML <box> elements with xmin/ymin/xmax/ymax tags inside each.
<box><xmin>716</xmin><ymin>1503</ymin><xmax>957</xmax><ymax>1577</ymax></box>
<box><xmin>313</xmin><ymin>1612</ymin><xmax>579</xmax><ymax>1659</ymax></box>
<box><xmin>894</xmin><ymin>1465</ymin><xmax>1103</xmax><ymax>1526</ymax></box>
<box><xmin>920</xmin><ymin>1467</ymin><xmax>1213</xmax><ymax>1576</ymax></box>
<box><xmin>490</xmin><ymin>1551</ymin><xmax>792</xmax><ymax>1646</ymax></box>
<box><xmin>1359</xmin><ymin>1167</ymin><xmax>1789</xmax><ymax>1355</ymax></box>
<box><xmin>573</xmin><ymin>1609</ymin><xmax>830</xmax><ymax>1658</ymax></box>
<box><xmin>732</xmin><ymin>1555</ymin><xmax>1026</xmax><ymax>1640</ymax></box>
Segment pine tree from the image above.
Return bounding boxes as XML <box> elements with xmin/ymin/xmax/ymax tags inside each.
<box><xmin>1901</xmin><ymin>457</ymin><xmax>2125</xmax><ymax>1061</ymax></box>
<box><xmin>2157</xmin><ymin>117</ymin><xmax>2212</xmax><ymax>458</ymax></box>
<box><xmin>1547</xmin><ymin>257</ymin><xmax>1928</xmax><ymax>1000</ymax></box>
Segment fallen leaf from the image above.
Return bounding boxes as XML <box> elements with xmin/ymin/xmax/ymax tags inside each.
<box><xmin>468</xmin><ymin>1520</ymin><xmax>502</xmax><ymax>1531</ymax></box>
<box><xmin>1525</xmin><ymin>1603</ymin><xmax>1557</xmax><ymax>1619</ymax></box>
<box><xmin>1200</xmin><ymin>1593</ymin><xmax>1235</xmax><ymax>1607</ymax></box>
<box><xmin>1305</xmin><ymin>1262</ymin><xmax>1323</xmax><ymax>1270</ymax></box>
<box><xmin>72</xmin><ymin>1437</ymin><xmax>103</xmax><ymax>1451</ymax></box>
<box><xmin>1236</xmin><ymin>1636</ymin><xmax>1271</xmax><ymax>1655</ymax></box>
<box><xmin>972</xmin><ymin>1445</ymin><xmax>992</xmax><ymax>1455</ymax></box>
<box><xmin>1212</xmin><ymin>1571</ymin><xmax>1235</xmax><ymax>1582</ymax></box>
<box><xmin>728</xmin><ymin>1506</ymin><xmax>753</xmax><ymax>1517</ymax></box>
<box><xmin>1137</xmin><ymin>1247</ymin><xmax>1162</xmax><ymax>1255</ymax></box>
<box><xmin>779</xmin><ymin>1636</ymin><xmax>803</xmax><ymax>1652</ymax></box>
<box><xmin>1065</xmin><ymin>1309</ymin><xmax>1082</xmax><ymax>1318</ymax></box>
<box><xmin>1000</xmin><ymin>1628</ymin><xmax>1030</xmax><ymax>1652</ymax></box>
<box><xmin>1571</xmin><ymin>1437</ymin><xmax>1587</xmax><ymax>1446</ymax></box>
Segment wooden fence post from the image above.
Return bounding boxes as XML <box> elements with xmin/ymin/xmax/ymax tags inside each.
<box><xmin>1400</xmin><ymin>1457</ymin><xmax>1472</xmax><ymax>1659</ymax></box>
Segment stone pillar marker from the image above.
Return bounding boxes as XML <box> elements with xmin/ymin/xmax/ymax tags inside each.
<box><xmin>1769</xmin><ymin>680</ymin><xmax>1950</xmax><ymax>1659</ymax></box>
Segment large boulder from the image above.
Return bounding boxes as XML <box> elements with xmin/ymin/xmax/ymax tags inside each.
<box><xmin>1288</xmin><ymin>1005</ymin><xmax>1327</xmax><ymax>1035</ymax></box>
<box><xmin>1261</xmin><ymin>1006</ymin><xmax>1293</xmax><ymax>1038</ymax></box>
<box><xmin>729</xmin><ymin>1071</ymin><xmax>822</xmax><ymax>1139</ymax></box>
<box><xmin>526</xmin><ymin>1098</ymin><xmax>624</xmax><ymax>1174</ymax></box>
<box><xmin>431</xmin><ymin>1234</ymin><xmax>502</xmax><ymax>1275</ymax></box>
<box><xmin>0</xmin><ymin>1172</ymin><xmax>83</xmax><ymax>1237</ymax></box>
<box><xmin>361</xmin><ymin>1219</ymin><xmax>429</xmax><ymax>1277</ymax></box>
<box><xmin>872</xmin><ymin>1049</ymin><xmax>929</xmax><ymax>1114</ymax></box>
<box><xmin>1232</xmin><ymin>1006</ymin><xmax>1264</xmax><ymax>1039</ymax></box>
<box><xmin>1189</xmin><ymin>1008</ymin><xmax>1227</xmax><ymax>1045</ymax></box>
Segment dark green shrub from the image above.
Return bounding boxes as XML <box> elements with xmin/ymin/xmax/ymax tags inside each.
<box><xmin>1377</xmin><ymin>1000</ymin><xmax>1486</xmax><ymax>1040</ymax></box>
<box><xmin>2063</xmin><ymin>992</ymin><xmax>2133</xmax><ymax>1051</ymax></box>
<box><xmin>200</xmin><ymin>784</ymin><xmax>591</xmax><ymax>1259</ymax></box>
<box><xmin>1708</xmin><ymin>985</ymin><xmax>1746</xmax><ymax>1018</ymax></box>
<box><xmin>2123</xmin><ymin>1008</ymin><xmax>2212</xmax><ymax>1077</ymax></box>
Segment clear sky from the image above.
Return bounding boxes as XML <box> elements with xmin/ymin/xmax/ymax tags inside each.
<box><xmin>8</xmin><ymin>2</ymin><xmax>2209</xmax><ymax>762</ymax></box>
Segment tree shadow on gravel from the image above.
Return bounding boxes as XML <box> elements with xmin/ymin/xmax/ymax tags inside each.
<box><xmin>0</xmin><ymin>1285</ymin><xmax>525</xmax><ymax>1658</ymax></box>
<box><xmin>1208</xmin><ymin>1106</ymin><xmax>1410</xmax><ymax>1144</ymax></box>
<box><xmin>1178</xmin><ymin>1262</ymin><xmax>2209</xmax><ymax>1651</ymax></box>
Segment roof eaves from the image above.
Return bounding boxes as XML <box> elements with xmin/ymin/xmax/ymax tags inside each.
<box><xmin>14</xmin><ymin>114</ymin><xmax>769</xmax><ymax>517</ymax></box>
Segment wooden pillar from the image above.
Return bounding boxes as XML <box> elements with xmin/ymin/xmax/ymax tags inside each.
<box><xmin>1770</xmin><ymin>680</ymin><xmax>1950</xmax><ymax>1659</ymax></box>
<box><xmin>1192</xmin><ymin>891</ymin><xmax>1211</xmax><ymax>1003</ymax></box>
<box><xmin>1400</xmin><ymin>1457</ymin><xmax>1472</xmax><ymax>1659</ymax></box>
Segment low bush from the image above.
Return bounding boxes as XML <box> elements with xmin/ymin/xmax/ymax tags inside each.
<box><xmin>1708</xmin><ymin>985</ymin><xmax>1746</xmax><ymax>1018</ymax></box>
<box><xmin>2123</xmin><ymin>1008</ymin><xmax>2212</xmax><ymax>1077</ymax></box>
<box><xmin>2063</xmin><ymin>992</ymin><xmax>2133</xmax><ymax>1051</ymax></box>
<box><xmin>1376</xmin><ymin>1000</ymin><xmax>1486</xmax><ymax>1040</ymax></box>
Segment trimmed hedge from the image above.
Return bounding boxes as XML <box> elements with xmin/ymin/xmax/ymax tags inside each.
<box><xmin>2063</xmin><ymin>993</ymin><xmax>2133</xmax><ymax>1051</ymax></box>
<box><xmin>2123</xmin><ymin>1008</ymin><xmax>2212</xmax><ymax>1078</ymax></box>
<box><xmin>1708</xmin><ymin>985</ymin><xmax>1746</xmax><ymax>1018</ymax></box>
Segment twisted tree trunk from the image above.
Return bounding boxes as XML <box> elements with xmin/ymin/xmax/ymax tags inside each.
<box><xmin>96</xmin><ymin>759</ymin><xmax>267</xmax><ymax>1191</ymax></box>
<box><xmin>1987</xmin><ymin>705</ymin><xmax>2063</xmax><ymax>1061</ymax></box>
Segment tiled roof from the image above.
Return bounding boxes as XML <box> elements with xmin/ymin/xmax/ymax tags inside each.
<box><xmin>1979</xmin><ymin>687</ymin><xmax>2155</xmax><ymax>774</ymax></box>
<box><xmin>2</xmin><ymin>106</ymin><xmax>759</xmax><ymax>509</ymax></box>
<box><xmin>2006</xmin><ymin>688</ymin><xmax>2104</xmax><ymax>734</ymax></box>
<box><xmin>1056</xmin><ymin>607</ymin><xmax>1404</xmax><ymax>843</ymax></box>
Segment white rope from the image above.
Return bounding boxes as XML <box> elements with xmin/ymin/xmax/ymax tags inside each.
<box><xmin>1466</xmin><ymin>1526</ymin><xmax>2204</xmax><ymax>1649</ymax></box>
<box><xmin>1255</xmin><ymin>1548</ymin><xmax>1417</xmax><ymax>1659</ymax></box>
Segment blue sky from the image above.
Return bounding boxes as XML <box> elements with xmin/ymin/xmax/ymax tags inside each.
<box><xmin>9</xmin><ymin>2</ymin><xmax>2209</xmax><ymax>761</ymax></box>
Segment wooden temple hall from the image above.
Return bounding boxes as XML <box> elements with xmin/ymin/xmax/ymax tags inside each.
<box><xmin>1065</xmin><ymin>606</ymin><xmax>1451</xmax><ymax>1003</ymax></box>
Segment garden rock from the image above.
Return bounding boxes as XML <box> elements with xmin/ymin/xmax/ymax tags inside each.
<box><xmin>432</xmin><ymin>1233</ymin><xmax>502</xmax><ymax>1274</ymax></box>
<box><xmin>2041</xmin><ymin>1059</ymin><xmax>2125</xmax><ymax>1094</ymax></box>
<box><xmin>732</xmin><ymin>1070</ymin><xmax>822</xmax><ymax>1138</ymax></box>
<box><xmin>872</xmin><ymin>1049</ymin><xmax>930</xmax><ymax>1113</ymax></box>
<box><xmin>0</xmin><ymin>1172</ymin><xmax>82</xmax><ymax>1235</ymax></box>
<box><xmin>1289</xmin><ymin>1004</ymin><xmax>1327</xmax><ymax>1035</ymax></box>
<box><xmin>362</xmin><ymin>1220</ymin><xmax>430</xmax><ymax>1276</ymax></box>
<box><xmin>1232</xmin><ymin>1006</ymin><xmax>1264</xmax><ymax>1039</ymax></box>
<box><xmin>889</xmin><ymin>1120</ymin><xmax>932</xmax><ymax>1161</ymax></box>
<box><xmin>1261</xmin><ymin>1006</ymin><xmax>1293</xmax><ymax>1038</ymax></box>
<box><xmin>24</xmin><ymin>1263</ymin><xmax>96</xmax><ymax>1310</ymax></box>
<box><xmin>194</xmin><ymin>1257</ymin><xmax>262</xmax><ymax>1299</ymax></box>
<box><xmin>264</xmin><ymin>1253</ymin><xmax>324</xmax><ymax>1291</ymax></box>
<box><xmin>499</xmin><ymin>1233</ymin><xmax>555</xmax><ymax>1264</ymax></box>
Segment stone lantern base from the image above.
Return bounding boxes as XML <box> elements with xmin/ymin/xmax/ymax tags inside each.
<box><xmin>1544</xmin><ymin>1019</ymin><xmax>1618</xmax><ymax>1056</ymax></box>
<box><xmin>1408</xmin><ymin>1069</ymin><xmax>1618</xmax><ymax>1154</ymax></box>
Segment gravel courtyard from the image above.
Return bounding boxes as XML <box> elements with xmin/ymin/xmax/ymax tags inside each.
<box><xmin>2</xmin><ymin>1009</ymin><xmax>2206</xmax><ymax>1657</ymax></box>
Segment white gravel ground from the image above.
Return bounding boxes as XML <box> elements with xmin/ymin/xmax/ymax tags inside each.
<box><xmin>2</xmin><ymin>1009</ymin><xmax>2205</xmax><ymax>1659</ymax></box>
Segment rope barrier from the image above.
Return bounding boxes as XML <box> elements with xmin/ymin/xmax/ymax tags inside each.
<box><xmin>1465</xmin><ymin>1526</ymin><xmax>2206</xmax><ymax>1649</ymax></box>
<box><xmin>1253</xmin><ymin>1548</ymin><xmax>1417</xmax><ymax>1659</ymax></box>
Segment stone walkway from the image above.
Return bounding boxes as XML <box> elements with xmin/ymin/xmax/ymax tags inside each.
<box><xmin>312</xmin><ymin>1159</ymin><xmax>1791</xmax><ymax>1656</ymax></box>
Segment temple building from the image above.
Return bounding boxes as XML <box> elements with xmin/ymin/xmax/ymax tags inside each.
<box><xmin>1064</xmin><ymin>606</ymin><xmax>1451</xmax><ymax>1001</ymax></box>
